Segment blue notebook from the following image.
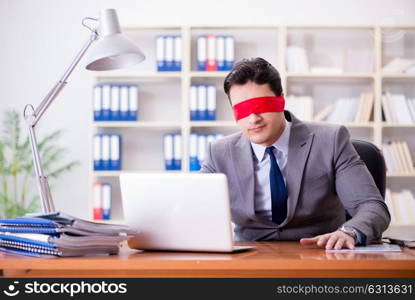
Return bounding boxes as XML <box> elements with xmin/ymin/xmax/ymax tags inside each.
<box><xmin>0</xmin><ymin>233</ymin><xmax>59</xmax><ymax>256</ymax></box>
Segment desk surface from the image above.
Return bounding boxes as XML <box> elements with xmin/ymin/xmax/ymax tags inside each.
<box><xmin>1</xmin><ymin>242</ymin><xmax>415</xmax><ymax>277</ymax></box>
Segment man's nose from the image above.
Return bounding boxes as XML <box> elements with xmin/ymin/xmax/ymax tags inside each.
<box><xmin>248</xmin><ymin>113</ymin><xmax>262</xmax><ymax>123</ymax></box>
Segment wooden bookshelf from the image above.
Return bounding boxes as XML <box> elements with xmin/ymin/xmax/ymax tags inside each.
<box><xmin>89</xmin><ymin>25</ymin><xmax>415</xmax><ymax>221</ymax></box>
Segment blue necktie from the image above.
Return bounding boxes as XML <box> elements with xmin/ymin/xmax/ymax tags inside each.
<box><xmin>265</xmin><ymin>146</ymin><xmax>287</xmax><ymax>224</ymax></box>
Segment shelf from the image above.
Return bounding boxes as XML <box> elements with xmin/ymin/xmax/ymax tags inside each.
<box><xmin>387</xmin><ymin>173</ymin><xmax>415</xmax><ymax>178</ymax></box>
<box><xmin>91</xmin><ymin>71</ymin><xmax>182</xmax><ymax>79</ymax></box>
<box><xmin>190</xmin><ymin>25</ymin><xmax>280</xmax><ymax>29</ymax></box>
<box><xmin>381</xmin><ymin>74</ymin><xmax>415</xmax><ymax>79</ymax></box>
<box><xmin>120</xmin><ymin>25</ymin><xmax>415</xmax><ymax>30</ymax></box>
<box><xmin>380</xmin><ymin>25</ymin><xmax>415</xmax><ymax>29</ymax></box>
<box><xmin>190</xmin><ymin>71</ymin><xmax>228</xmax><ymax>78</ymax></box>
<box><xmin>93</xmin><ymin>171</ymin><xmax>123</xmax><ymax>177</ymax></box>
<box><xmin>123</xmin><ymin>25</ymin><xmax>182</xmax><ymax>30</ymax></box>
<box><xmin>190</xmin><ymin>121</ymin><xmax>237</xmax><ymax>127</ymax></box>
<box><xmin>381</xmin><ymin>123</ymin><xmax>415</xmax><ymax>128</ymax></box>
<box><xmin>93</xmin><ymin>170</ymin><xmax>183</xmax><ymax>177</ymax></box>
<box><xmin>316</xmin><ymin>122</ymin><xmax>375</xmax><ymax>128</ymax></box>
<box><xmin>286</xmin><ymin>73</ymin><xmax>374</xmax><ymax>79</ymax></box>
<box><xmin>287</xmin><ymin>25</ymin><xmax>376</xmax><ymax>30</ymax></box>
<box><xmin>190</xmin><ymin>121</ymin><xmax>373</xmax><ymax>128</ymax></box>
<box><xmin>93</xmin><ymin>121</ymin><xmax>240</xmax><ymax>128</ymax></box>
<box><xmin>341</xmin><ymin>122</ymin><xmax>375</xmax><ymax>128</ymax></box>
<box><xmin>92</xmin><ymin>121</ymin><xmax>182</xmax><ymax>128</ymax></box>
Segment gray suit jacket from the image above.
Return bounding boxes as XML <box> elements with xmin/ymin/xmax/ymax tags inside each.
<box><xmin>200</xmin><ymin>111</ymin><xmax>390</xmax><ymax>244</ymax></box>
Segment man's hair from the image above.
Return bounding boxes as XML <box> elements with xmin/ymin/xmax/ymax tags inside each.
<box><xmin>223</xmin><ymin>57</ymin><xmax>283</xmax><ymax>104</ymax></box>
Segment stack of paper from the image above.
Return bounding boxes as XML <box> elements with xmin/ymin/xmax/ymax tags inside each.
<box><xmin>382</xmin><ymin>141</ymin><xmax>415</xmax><ymax>174</ymax></box>
<box><xmin>313</xmin><ymin>92</ymin><xmax>373</xmax><ymax>123</ymax></box>
<box><xmin>385</xmin><ymin>189</ymin><xmax>415</xmax><ymax>225</ymax></box>
<box><xmin>326</xmin><ymin>244</ymin><xmax>401</xmax><ymax>253</ymax></box>
<box><xmin>325</xmin><ymin>98</ymin><xmax>359</xmax><ymax>123</ymax></box>
<box><xmin>0</xmin><ymin>212</ymin><xmax>136</xmax><ymax>257</ymax></box>
<box><xmin>382</xmin><ymin>93</ymin><xmax>415</xmax><ymax>124</ymax></box>
<box><xmin>354</xmin><ymin>92</ymin><xmax>374</xmax><ymax>123</ymax></box>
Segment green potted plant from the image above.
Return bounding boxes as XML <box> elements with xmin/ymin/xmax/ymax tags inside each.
<box><xmin>0</xmin><ymin>110</ymin><xmax>79</xmax><ymax>218</ymax></box>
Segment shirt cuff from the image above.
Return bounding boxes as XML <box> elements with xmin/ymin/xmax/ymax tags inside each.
<box><xmin>354</xmin><ymin>228</ymin><xmax>366</xmax><ymax>246</ymax></box>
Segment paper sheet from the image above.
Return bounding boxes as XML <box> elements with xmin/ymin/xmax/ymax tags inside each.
<box><xmin>326</xmin><ymin>243</ymin><xmax>402</xmax><ymax>253</ymax></box>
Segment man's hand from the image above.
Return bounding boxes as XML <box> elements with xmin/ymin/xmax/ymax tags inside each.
<box><xmin>300</xmin><ymin>230</ymin><xmax>355</xmax><ymax>250</ymax></box>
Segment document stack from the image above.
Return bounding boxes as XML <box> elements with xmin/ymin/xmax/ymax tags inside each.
<box><xmin>189</xmin><ymin>133</ymin><xmax>224</xmax><ymax>171</ymax></box>
<box><xmin>93</xmin><ymin>134</ymin><xmax>122</xmax><ymax>171</ymax></box>
<box><xmin>197</xmin><ymin>34</ymin><xmax>235</xmax><ymax>71</ymax></box>
<box><xmin>93</xmin><ymin>182</ymin><xmax>112</xmax><ymax>220</ymax></box>
<box><xmin>163</xmin><ymin>133</ymin><xmax>182</xmax><ymax>170</ymax></box>
<box><xmin>93</xmin><ymin>84</ymin><xmax>139</xmax><ymax>121</ymax></box>
<box><xmin>385</xmin><ymin>188</ymin><xmax>415</xmax><ymax>225</ymax></box>
<box><xmin>313</xmin><ymin>92</ymin><xmax>374</xmax><ymax>123</ymax></box>
<box><xmin>0</xmin><ymin>212</ymin><xmax>136</xmax><ymax>257</ymax></box>
<box><xmin>382</xmin><ymin>140</ymin><xmax>415</xmax><ymax>174</ymax></box>
<box><xmin>190</xmin><ymin>84</ymin><xmax>216</xmax><ymax>120</ymax></box>
<box><xmin>156</xmin><ymin>35</ymin><xmax>182</xmax><ymax>71</ymax></box>
<box><xmin>382</xmin><ymin>93</ymin><xmax>415</xmax><ymax>124</ymax></box>
<box><xmin>323</xmin><ymin>98</ymin><xmax>359</xmax><ymax>123</ymax></box>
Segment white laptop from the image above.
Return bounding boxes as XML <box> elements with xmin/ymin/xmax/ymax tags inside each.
<box><xmin>119</xmin><ymin>173</ymin><xmax>255</xmax><ymax>253</ymax></box>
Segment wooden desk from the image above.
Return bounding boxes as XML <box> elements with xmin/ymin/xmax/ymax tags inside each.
<box><xmin>1</xmin><ymin>242</ymin><xmax>414</xmax><ymax>278</ymax></box>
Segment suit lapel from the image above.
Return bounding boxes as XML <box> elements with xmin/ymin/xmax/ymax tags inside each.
<box><xmin>283</xmin><ymin>111</ymin><xmax>314</xmax><ymax>225</ymax></box>
<box><xmin>229</xmin><ymin>134</ymin><xmax>256</xmax><ymax>218</ymax></box>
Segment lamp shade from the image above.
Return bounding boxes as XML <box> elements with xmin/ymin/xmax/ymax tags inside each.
<box><xmin>85</xmin><ymin>9</ymin><xmax>145</xmax><ymax>71</ymax></box>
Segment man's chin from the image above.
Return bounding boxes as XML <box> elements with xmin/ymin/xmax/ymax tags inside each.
<box><xmin>249</xmin><ymin>135</ymin><xmax>267</xmax><ymax>145</ymax></box>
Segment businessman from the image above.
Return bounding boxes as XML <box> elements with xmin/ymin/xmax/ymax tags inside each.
<box><xmin>200</xmin><ymin>57</ymin><xmax>390</xmax><ymax>250</ymax></box>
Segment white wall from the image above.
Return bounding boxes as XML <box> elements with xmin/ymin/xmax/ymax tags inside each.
<box><xmin>0</xmin><ymin>0</ymin><xmax>414</xmax><ymax>218</ymax></box>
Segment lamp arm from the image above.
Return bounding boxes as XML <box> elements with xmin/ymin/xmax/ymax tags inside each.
<box><xmin>24</xmin><ymin>30</ymin><xmax>98</xmax><ymax>213</ymax></box>
<box><xmin>31</xmin><ymin>31</ymin><xmax>98</xmax><ymax>127</ymax></box>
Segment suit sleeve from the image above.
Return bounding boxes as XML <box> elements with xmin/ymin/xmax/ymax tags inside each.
<box><xmin>334</xmin><ymin>126</ymin><xmax>391</xmax><ymax>244</ymax></box>
<box><xmin>199</xmin><ymin>140</ymin><xmax>218</xmax><ymax>173</ymax></box>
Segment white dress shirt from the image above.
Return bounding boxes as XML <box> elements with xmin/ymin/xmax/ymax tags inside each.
<box><xmin>250</xmin><ymin>121</ymin><xmax>292</xmax><ymax>220</ymax></box>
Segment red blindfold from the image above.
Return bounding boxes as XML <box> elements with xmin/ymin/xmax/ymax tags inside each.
<box><xmin>232</xmin><ymin>96</ymin><xmax>285</xmax><ymax>121</ymax></box>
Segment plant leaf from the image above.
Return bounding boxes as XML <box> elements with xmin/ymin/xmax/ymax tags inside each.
<box><xmin>0</xmin><ymin>110</ymin><xmax>79</xmax><ymax>218</ymax></box>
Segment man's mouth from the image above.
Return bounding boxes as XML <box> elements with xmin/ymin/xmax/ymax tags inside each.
<box><xmin>249</xmin><ymin>125</ymin><xmax>265</xmax><ymax>132</ymax></box>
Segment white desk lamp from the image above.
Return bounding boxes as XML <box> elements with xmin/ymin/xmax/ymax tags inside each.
<box><xmin>23</xmin><ymin>9</ymin><xmax>145</xmax><ymax>213</ymax></box>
